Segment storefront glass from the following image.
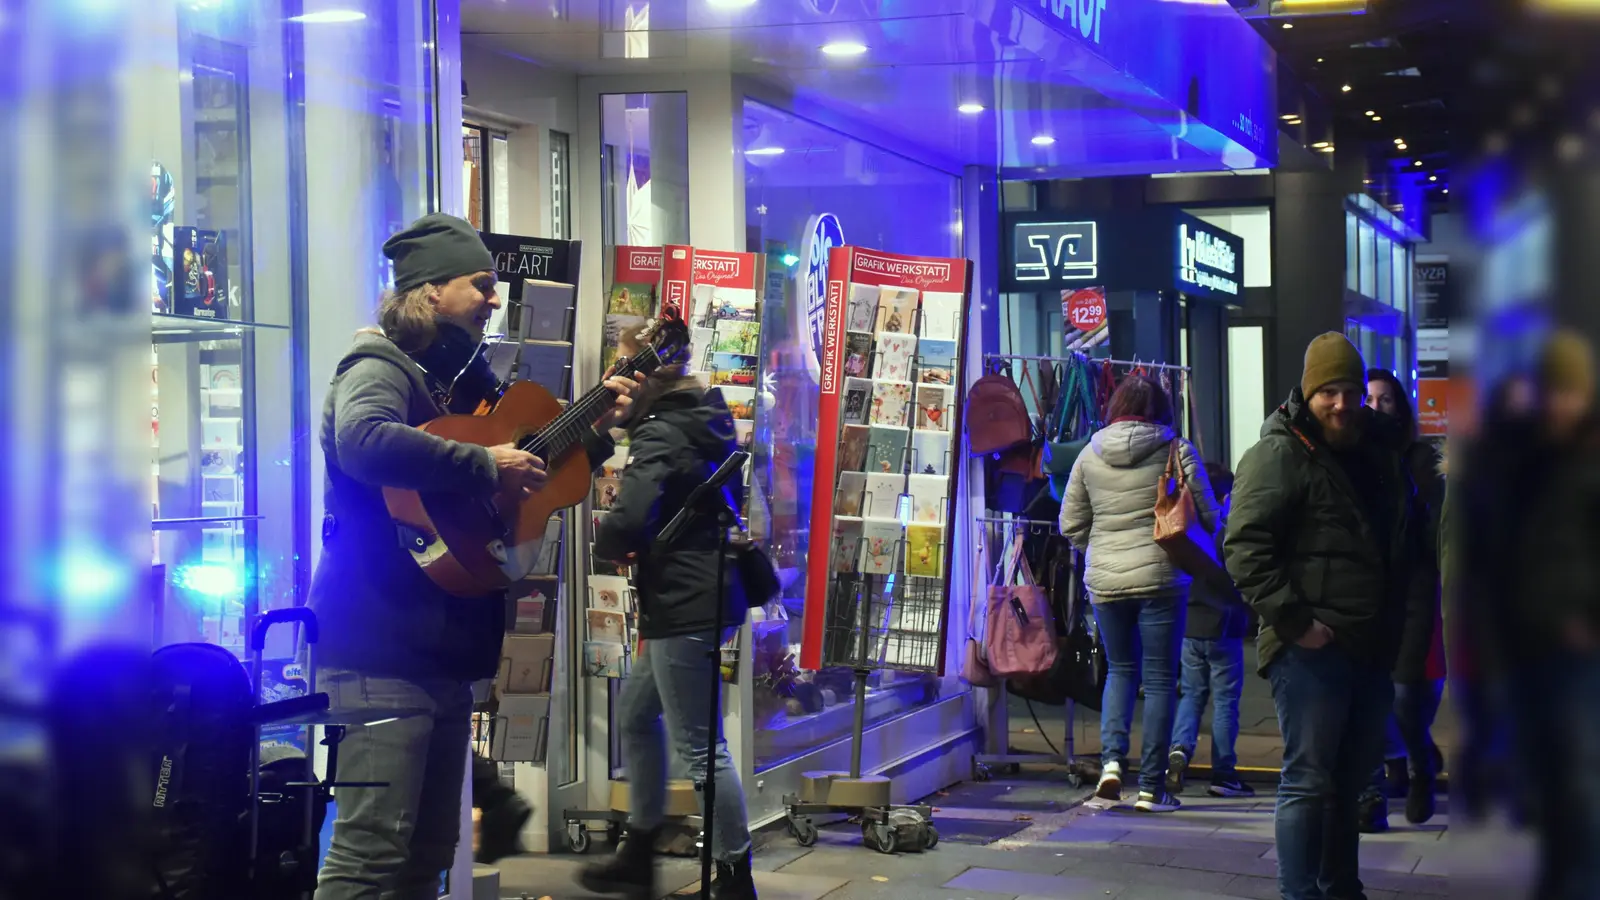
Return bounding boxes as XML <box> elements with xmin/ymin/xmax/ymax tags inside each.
<box><xmin>145</xmin><ymin>0</ymin><xmax>439</xmax><ymax>661</ymax></box>
<box><xmin>740</xmin><ymin>99</ymin><xmax>964</xmax><ymax>772</ymax></box>
<box><xmin>599</xmin><ymin>93</ymin><xmax>690</xmax><ymax>250</ymax></box>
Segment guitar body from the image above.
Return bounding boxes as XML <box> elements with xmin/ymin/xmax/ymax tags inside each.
<box><xmin>382</xmin><ymin>380</ymin><xmax>595</xmax><ymax>598</ymax></box>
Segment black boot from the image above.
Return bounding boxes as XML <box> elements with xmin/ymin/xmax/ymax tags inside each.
<box><xmin>710</xmin><ymin>853</ymin><xmax>758</xmax><ymax>900</ymax></box>
<box><xmin>578</xmin><ymin>828</ymin><xmax>658</xmax><ymax>899</ymax></box>
<box><xmin>1358</xmin><ymin>791</ymin><xmax>1389</xmax><ymax>834</ymax></box>
<box><xmin>475</xmin><ymin>793</ymin><xmax>532</xmax><ymax>864</ymax></box>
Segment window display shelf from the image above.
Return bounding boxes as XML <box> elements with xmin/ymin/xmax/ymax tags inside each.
<box><xmin>154</xmin><ymin>312</ymin><xmax>288</xmax><ymax>338</ymax></box>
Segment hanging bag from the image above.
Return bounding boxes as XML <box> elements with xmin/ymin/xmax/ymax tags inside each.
<box><xmin>966</xmin><ymin>369</ymin><xmax>1032</xmax><ymax>457</ymax></box>
<box><xmin>1043</xmin><ymin>359</ymin><xmax>1101</xmax><ymax>500</ymax></box>
<box><xmin>984</xmin><ymin>535</ymin><xmax>1059</xmax><ymax>679</ymax></box>
<box><xmin>1152</xmin><ymin>438</ymin><xmax>1227</xmax><ymax>584</ymax></box>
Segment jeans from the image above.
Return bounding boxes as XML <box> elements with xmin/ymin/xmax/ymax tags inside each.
<box><xmin>1513</xmin><ymin>653</ymin><xmax>1600</xmax><ymax>900</ymax></box>
<box><xmin>315</xmin><ymin>669</ymin><xmax>475</xmax><ymax>900</ymax></box>
<box><xmin>1093</xmin><ymin>595</ymin><xmax>1186</xmax><ymax>794</ymax></box>
<box><xmin>1171</xmin><ymin>637</ymin><xmax>1245</xmax><ymax>777</ymax></box>
<box><xmin>1365</xmin><ymin>678</ymin><xmax>1443</xmax><ymax>796</ymax></box>
<box><xmin>618</xmin><ymin>631</ymin><xmax>752</xmax><ymax>863</ymax></box>
<box><xmin>1269</xmin><ymin>645</ymin><xmax>1394</xmax><ymax>900</ymax></box>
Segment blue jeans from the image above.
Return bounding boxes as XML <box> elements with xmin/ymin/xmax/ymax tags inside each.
<box><xmin>1269</xmin><ymin>645</ymin><xmax>1394</xmax><ymax>900</ymax></box>
<box><xmin>618</xmin><ymin>632</ymin><xmax>751</xmax><ymax>863</ymax></box>
<box><xmin>1093</xmin><ymin>595</ymin><xmax>1186</xmax><ymax>793</ymax></box>
<box><xmin>1171</xmin><ymin>637</ymin><xmax>1245</xmax><ymax>777</ymax></box>
<box><xmin>1514</xmin><ymin>653</ymin><xmax>1600</xmax><ymax>900</ymax></box>
<box><xmin>315</xmin><ymin>669</ymin><xmax>474</xmax><ymax>900</ymax></box>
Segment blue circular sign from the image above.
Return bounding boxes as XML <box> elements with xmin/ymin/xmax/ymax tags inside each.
<box><xmin>801</xmin><ymin>213</ymin><xmax>844</xmax><ymax>379</ymax></box>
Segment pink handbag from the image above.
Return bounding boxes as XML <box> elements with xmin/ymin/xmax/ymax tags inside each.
<box><xmin>984</xmin><ymin>537</ymin><xmax>1059</xmax><ymax>679</ymax></box>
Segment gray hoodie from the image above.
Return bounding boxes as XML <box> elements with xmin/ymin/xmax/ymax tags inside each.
<box><xmin>1059</xmin><ymin>419</ymin><xmax>1218</xmax><ymax>602</ymax></box>
<box><xmin>309</xmin><ymin>332</ymin><xmax>612</xmax><ymax>681</ymax></box>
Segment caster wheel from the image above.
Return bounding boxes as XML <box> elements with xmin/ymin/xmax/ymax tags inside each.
<box><xmin>973</xmin><ymin>764</ymin><xmax>992</xmax><ymax>783</ymax></box>
<box><xmin>566</xmin><ymin>823</ymin><xmax>591</xmax><ymax>854</ymax></box>
<box><xmin>1068</xmin><ymin>772</ymin><xmax>1086</xmax><ymax>788</ymax></box>
<box><xmin>605</xmin><ymin>820</ymin><xmax>622</xmax><ymax>844</ymax></box>
<box><xmin>863</xmin><ymin>821</ymin><xmax>897</xmax><ymax>854</ymax></box>
<box><xmin>922</xmin><ymin>824</ymin><xmax>940</xmax><ymax>849</ymax></box>
<box><xmin>791</xmin><ymin>817</ymin><xmax>818</xmax><ymax>847</ymax></box>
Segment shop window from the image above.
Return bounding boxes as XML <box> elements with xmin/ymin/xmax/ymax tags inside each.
<box><xmin>464</xmin><ymin>122</ymin><xmax>510</xmax><ymax>232</ymax></box>
<box><xmin>1374</xmin><ymin>232</ymin><xmax>1392</xmax><ymax>307</ymax></box>
<box><xmin>1228</xmin><ymin>326</ymin><xmax>1266</xmax><ymax>472</ymax></box>
<box><xmin>1358</xmin><ymin>219</ymin><xmax>1377</xmax><ymax>298</ymax></box>
<box><xmin>550</xmin><ymin>130</ymin><xmax>571</xmax><ymax>240</ymax></box>
<box><xmin>599</xmin><ymin>93</ymin><xmax>689</xmax><ymax>249</ymax></box>
<box><xmin>741</xmin><ymin>99</ymin><xmax>963</xmax><ymax>773</ymax></box>
<box><xmin>1346</xmin><ymin>212</ymin><xmax>1359</xmax><ymax>292</ymax></box>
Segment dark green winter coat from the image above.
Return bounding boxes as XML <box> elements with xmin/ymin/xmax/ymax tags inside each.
<box><xmin>1224</xmin><ymin>388</ymin><xmax>1424</xmax><ymax>676</ymax></box>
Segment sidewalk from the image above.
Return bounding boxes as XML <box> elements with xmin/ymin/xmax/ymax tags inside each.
<box><xmin>495</xmin><ymin>767</ymin><xmax>1456</xmax><ymax>899</ymax></box>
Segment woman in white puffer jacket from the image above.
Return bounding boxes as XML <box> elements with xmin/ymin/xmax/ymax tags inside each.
<box><xmin>1060</xmin><ymin>374</ymin><xmax>1219</xmax><ymax>812</ymax></box>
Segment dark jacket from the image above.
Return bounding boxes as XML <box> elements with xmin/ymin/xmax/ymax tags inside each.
<box><xmin>1186</xmin><ymin>494</ymin><xmax>1250</xmax><ymax>641</ymax></box>
<box><xmin>1393</xmin><ymin>439</ymin><xmax>1444</xmax><ymax>683</ymax></box>
<box><xmin>310</xmin><ymin>330</ymin><xmax>613</xmax><ymax>682</ymax></box>
<box><xmin>594</xmin><ymin>390</ymin><xmax>747</xmax><ymax>639</ymax></box>
<box><xmin>1224</xmin><ymin>388</ymin><xmax>1422</xmax><ymax>676</ymax></box>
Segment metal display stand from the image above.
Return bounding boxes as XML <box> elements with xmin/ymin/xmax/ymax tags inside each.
<box><xmin>781</xmin><ymin>569</ymin><xmax>940</xmax><ymax>854</ymax></box>
<box><xmin>969</xmin><ymin>516</ymin><xmax>1099</xmax><ymax>788</ymax></box>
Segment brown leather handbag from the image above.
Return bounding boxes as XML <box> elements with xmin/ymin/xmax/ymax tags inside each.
<box><xmin>1153</xmin><ymin>439</ymin><xmax>1225</xmax><ymax>584</ymax></box>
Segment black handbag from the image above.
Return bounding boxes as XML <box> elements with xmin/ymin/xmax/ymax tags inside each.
<box><xmin>1004</xmin><ymin>539</ymin><xmax>1107</xmax><ymax>710</ymax></box>
<box><xmin>730</xmin><ymin>534</ymin><xmax>780</xmax><ymax>608</ymax></box>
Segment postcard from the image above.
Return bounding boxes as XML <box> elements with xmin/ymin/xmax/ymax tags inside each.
<box><xmin>915</xmin><ymin>384</ymin><xmax>954</xmax><ymax>432</ymax></box>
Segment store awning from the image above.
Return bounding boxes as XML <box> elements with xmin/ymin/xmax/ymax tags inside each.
<box><xmin>463</xmin><ymin>0</ymin><xmax>1277</xmax><ymax>176</ymax></box>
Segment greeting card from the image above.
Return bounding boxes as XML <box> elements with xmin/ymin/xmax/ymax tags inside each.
<box><xmin>841</xmin><ymin>377</ymin><xmax>872</xmax><ymax>426</ymax></box>
<box><xmin>860</xmin><ymin>519</ymin><xmax>903</xmax><ymax>575</ymax></box>
<box><xmin>905</xmin><ymin>524</ymin><xmax>945</xmax><ymax>578</ymax></box>
<box><xmin>847</xmin><ymin>283</ymin><xmax>879</xmax><ymax>332</ymax></box>
<box><xmin>876</xmin><ymin>286</ymin><xmax>919</xmax><ymax>334</ymax></box>
<box><xmin>914</xmin><ymin>384</ymin><xmax>954</xmax><ymax>432</ymax></box>
<box><xmin>872</xmin><ymin>332</ymin><xmax>918</xmax><ymax>381</ymax></box>
<box><xmin>869</xmin><ymin>380</ymin><xmax>913</xmax><ymax>428</ymax></box>
<box><xmin>843</xmin><ymin>332</ymin><xmax>874</xmax><ymax>379</ymax></box>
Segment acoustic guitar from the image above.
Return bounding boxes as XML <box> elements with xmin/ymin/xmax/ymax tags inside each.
<box><xmin>384</xmin><ymin>315</ymin><xmax>690</xmax><ymax>597</ymax></box>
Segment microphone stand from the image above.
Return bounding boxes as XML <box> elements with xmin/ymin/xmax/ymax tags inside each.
<box><xmin>653</xmin><ymin>450</ymin><xmax>749</xmax><ymax>900</ymax></box>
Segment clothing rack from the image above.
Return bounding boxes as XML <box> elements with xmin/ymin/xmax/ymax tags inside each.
<box><xmin>969</xmin><ymin>515</ymin><xmax>1098</xmax><ymax>789</ymax></box>
<box><xmin>982</xmin><ymin>351</ymin><xmax>1191</xmax><ymax>372</ymax></box>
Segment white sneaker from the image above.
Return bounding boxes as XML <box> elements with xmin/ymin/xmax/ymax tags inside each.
<box><xmin>1096</xmin><ymin>761</ymin><xmax>1123</xmax><ymax>801</ymax></box>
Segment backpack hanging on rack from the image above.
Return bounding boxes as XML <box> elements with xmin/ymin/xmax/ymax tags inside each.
<box><xmin>966</xmin><ymin>368</ymin><xmax>1032</xmax><ymax>457</ymax></box>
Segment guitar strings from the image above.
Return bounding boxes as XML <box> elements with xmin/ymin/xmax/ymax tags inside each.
<box><xmin>518</xmin><ymin>346</ymin><xmax>661</xmax><ymax>459</ymax></box>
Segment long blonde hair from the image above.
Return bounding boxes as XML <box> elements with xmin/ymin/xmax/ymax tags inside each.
<box><xmin>374</xmin><ymin>283</ymin><xmax>437</xmax><ymax>353</ymax></box>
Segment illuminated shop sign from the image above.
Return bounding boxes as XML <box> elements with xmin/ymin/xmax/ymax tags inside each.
<box><xmin>800</xmin><ymin>212</ymin><xmax>845</xmax><ymax>383</ymax></box>
<box><xmin>1011</xmin><ymin>221</ymin><xmax>1100</xmax><ymax>284</ymax></box>
<box><xmin>1002</xmin><ymin>208</ymin><xmax>1244</xmax><ymax>302</ymax></box>
<box><xmin>1037</xmin><ymin>0</ymin><xmax>1108</xmax><ymax>44</ymax></box>
<box><xmin>1178</xmin><ymin>221</ymin><xmax>1240</xmax><ymax>297</ymax></box>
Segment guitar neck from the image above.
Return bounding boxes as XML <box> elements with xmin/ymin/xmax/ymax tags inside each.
<box><xmin>518</xmin><ymin>349</ymin><xmax>657</xmax><ymax>460</ymax></box>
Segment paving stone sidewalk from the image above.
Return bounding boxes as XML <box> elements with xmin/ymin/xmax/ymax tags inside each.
<box><xmin>495</xmin><ymin>767</ymin><xmax>1457</xmax><ymax>900</ymax></box>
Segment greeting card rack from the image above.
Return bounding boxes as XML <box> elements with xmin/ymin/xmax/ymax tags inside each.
<box><xmin>784</xmin><ymin>245</ymin><xmax>973</xmax><ymax>854</ymax></box>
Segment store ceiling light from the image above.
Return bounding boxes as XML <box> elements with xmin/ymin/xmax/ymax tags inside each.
<box><xmin>1429</xmin><ymin>175</ymin><xmax>1438</xmax><ymax>181</ymax></box>
<box><xmin>1341</xmin><ymin>84</ymin><xmax>1352</xmax><ymax>92</ymax></box>
<box><xmin>820</xmin><ymin>41</ymin><xmax>868</xmax><ymax>57</ymax></box>
<box><xmin>1282</xmin><ymin>21</ymin><xmax>1294</xmax><ymax>28</ymax></box>
<box><xmin>707</xmin><ymin>0</ymin><xmax>758</xmax><ymax>7</ymax></box>
<box><xmin>1311</xmin><ymin>141</ymin><xmax>1331</xmax><ymax>149</ymax></box>
<box><xmin>1396</xmin><ymin>143</ymin><xmax>1408</xmax><ymax>151</ymax></box>
<box><xmin>1443</xmin><ymin>188</ymin><xmax>1449</xmax><ymax>194</ymax></box>
<box><xmin>746</xmin><ymin>147</ymin><xmax>785</xmax><ymax>156</ymax></box>
<box><xmin>1319</xmin><ymin>144</ymin><xmax>1336</xmax><ymax>153</ymax></box>
<box><xmin>1365</xmin><ymin>110</ymin><xmax>1376</xmax><ymax>116</ymax></box>
<box><xmin>1371</xmin><ymin>115</ymin><xmax>1382</xmax><ymax>121</ymax></box>
<box><xmin>1031</xmin><ymin>135</ymin><xmax>1056</xmax><ymax>146</ymax></box>
<box><xmin>289</xmin><ymin>9</ymin><xmax>366</xmax><ymax>23</ymax></box>
<box><xmin>1393</xmin><ymin>137</ymin><xmax>1405</xmax><ymax>144</ymax></box>
<box><xmin>958</xmin><ymin>103</ymin><xmax>986</xmax><ymax>115</ymax></box>
<box><xmin>1414</xmin><ymin>159</ymin><xmax>1423</xmax><ymax>166</ymax></box>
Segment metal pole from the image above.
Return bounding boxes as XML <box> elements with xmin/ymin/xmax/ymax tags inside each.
<box><xmin>850</xmin><ymin>578</ymin><xmax>873</xmax><ymax>780</ymax></box>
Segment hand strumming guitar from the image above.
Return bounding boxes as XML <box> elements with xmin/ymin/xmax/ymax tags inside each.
<box><xmin>489</xmin><ymin>445</ymin><xmax>547</xmax><ymax>496</ymax></box>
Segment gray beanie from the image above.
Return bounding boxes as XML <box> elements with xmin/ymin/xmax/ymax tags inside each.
<box><xmin>382</xmin><ymin>213</ymin><xmax>495</xmax><ymax>293</ymax></box>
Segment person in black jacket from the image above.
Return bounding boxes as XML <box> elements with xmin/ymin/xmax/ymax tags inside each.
<box><xmin>1358</xmin><ymin>368</ymin><xmax>1446</xmax><ymax>832</ymax></box>
<box><xmin>1167</xmin><ymin>462</ymin><xmax>1255</xmax><ymax>800</ymax></box>
<box><xmin>1224</xmin><ymin>333</ymin><xmax>1424</xmax><ymax>900</ymax></box>
<box><xmin>579</xmin><ymin>351</ymin><xmax>758</xmax><ymax>900</ymax></box>
<box><xmin>311</xmin><ymin>214</ymin><xmax>637</xmax><ymax>900</ymax></box>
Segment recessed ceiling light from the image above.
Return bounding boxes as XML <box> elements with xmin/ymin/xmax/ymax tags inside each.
<box><xmin>1429</xmin><ymin>175</ymin><xmax>1438</xmax><ymax>181</ymax></box>
<box><xmin>1371</xmin><ymin>115</ymin><xmax>1382</xmax><ymax>122</ymax></box>
<box><xmin>820</xmin><ymin>41</ymin><xmax>868</xmax><ymax>57</ymax></box>
<box><xmin>1443</xmin><ymin>188</ymin><xmax>1449</xmax><ymax>194</ymax></box>
<box><xmin>1281</xmin><ymin>113</ymin><xmax>1298</xmax><ymax>120</ymax></box>
<box><xmin>1311</xmin><ymin>141</ymin><xmax>1331</xmax><ymax>149</ymax></box>
<box><xmin>1319</xmin><ymin>145</ymin><xmax>1336</xmax><ymax>153</ymax></box>
<box><xmin>1393</xmin><ymin>137</ymin><xmax>1405</xmax><ymax>144</ymax></box>
<box><xmin>746</xmin><ymin>147</ymin><xmax>785</xmax><ymax>156</ymax></box>
<box><xmin>1317</xmin><ymin>57</ymin><xmax>1325</xmax><ymax>62</ymax></box>
<box><xmin>1341</xmin><ymin>84</ymin><xmax>1352</xmax><ymax>92</ymax></box>
<box><xmin>1365</xmin><ymin>110</ymin><xmax>1376</xmax><ymax>116</ymax></box>
<box><xmin>1414</xmin><ymin>159</ymin><xmax>1423</xmax><ymax>166</ymax></box>
<box><xmin>1397</xmin><ymin>143</ymin><xmax>1408</xmax><ymax>151</ymax></box>
<box><xmin>1282</xmin><ymin>21</ymin><xmax>1294</xmax><ymax>28</ymax></box>
<box><xmin>289</xmin><ymin>9</ymin><xmax>366</xmax><ymax>22</ymax></box>
<box><xmin>1031</xmin><ymin>135</ymin><xmax>1056</xmax><ymax>146</ymax></box>
<box><xmin>958</xmin><ymin>103</ymin><xmax>986</xmax><ymax>115</ymax></box>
